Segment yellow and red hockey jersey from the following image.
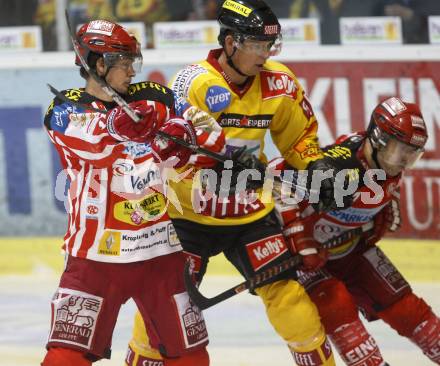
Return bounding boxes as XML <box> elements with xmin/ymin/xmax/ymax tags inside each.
<box><xmin>168</xmin><ymin>49</ymin><xmax>323</xmax><ymax>225</ymax></box>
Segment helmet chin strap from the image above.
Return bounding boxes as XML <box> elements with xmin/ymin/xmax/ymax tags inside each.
<box><xmin>372</xmin><ymin>148</ymin><xmax>381</xmax><ymax>168</ymax></box>
<box><xmin>367</xmin><ymin>131</ymin><xmax>385</xmax><ymax>171</ymax></box>
<box><xmin>225</xmin><ymin>47</ymin><xmax>250</xmax><ymax>78</ymax></box>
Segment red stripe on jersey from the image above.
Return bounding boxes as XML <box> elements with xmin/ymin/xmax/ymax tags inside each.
<box><xmin>67</xmin><ymin>162</ymin><xmax>90</xmax><ymax>257</ymax></box>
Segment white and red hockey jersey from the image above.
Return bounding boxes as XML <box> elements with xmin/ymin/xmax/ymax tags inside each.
<box><xmin>44</xmin><ymin>83</ymin><xmax>189</xmax><ymax>263</ymax></box>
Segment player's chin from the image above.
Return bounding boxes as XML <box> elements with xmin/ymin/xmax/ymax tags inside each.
<box><xmin>114</xmin><ymin>83</ymin><xmax>130</xmax><ymax>95</ymax></box>
<box><xmin>247</xmin><ymin>64</ymin><xmax>263</xmax><ymax>75</ymax></box>
<box><xmin>385</xmin><ymin>166</ymin><xmax>404</xmax><ymax>177</ymax></box>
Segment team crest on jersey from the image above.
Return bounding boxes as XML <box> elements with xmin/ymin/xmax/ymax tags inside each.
<box><xmin>205</xmin><ymin>86</ymin><xmax>231</xmax><ymax>112</ymax></box>
<box><xmin>261</xmin><ymin>71</ymin><xmax>298</xmax><ymax>100</ymax></box>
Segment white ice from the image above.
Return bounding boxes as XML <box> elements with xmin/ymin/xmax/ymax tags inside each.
<box><xmin>0</xmin><ymin>272</ymin><xmax>439</xmax><ymax>366</ymax></box>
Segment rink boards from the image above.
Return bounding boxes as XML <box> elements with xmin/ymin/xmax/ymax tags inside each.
<box><xmin>1</xmin><ymin>237</ymin><xmax>439</xmax><ymax>282</ymax></box>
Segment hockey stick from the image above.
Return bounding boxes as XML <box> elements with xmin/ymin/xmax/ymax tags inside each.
<box><xmin>64</xmin><ymin>12</ymin><xmax>311</xmax><ymax>193</ymax></box>
<box><xmin>48</xmin><ymin>80</ymin><xmax>311</xmax><ymax>196</ymax></box>
<box><xmin>47</xmin><ymin>83</ymin><xmax>231</xmax><ymax>163</ymax></box>
<box><xmin>184</xmin><ymin>221</ymin><xmax>374</xmax><ymax>310</ymax></box>
<box><xmin>62</xmin><ymin>12</ymin><xmax>257</xmax><ymax>166</ymax></box>
<box><xmin>184</xmin><ymin>255</ymin><xmax>302</xmax><ymax>310</ymax></box>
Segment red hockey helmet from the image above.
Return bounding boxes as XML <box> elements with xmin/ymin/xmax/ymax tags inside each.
<box><xmin>368</xmin><ymin>97</ymin><xmax>428</xmax><ymax>171</ymax></box>
<box><xmin>75</xmin><ymin>20</ymin><xmax>142</xmax><ymax>74</ymax></box>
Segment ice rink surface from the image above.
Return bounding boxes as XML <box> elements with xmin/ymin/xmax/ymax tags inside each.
<box><xmin>1</xmin><ymin>270</ymin><xmax>439</xmax><ymax>366</ymax></box>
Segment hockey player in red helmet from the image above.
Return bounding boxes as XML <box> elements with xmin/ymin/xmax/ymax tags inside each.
<box><xmin>367</xmin><ymin>96</ymin><xmax>427</xmax><ymax>177</ymax></box>
<box><xmin>40</xmin><ymin>19</ymin><xmax>226</xmax><ymax>366</ymax></box>
<box><xmin>75</xmin><ymin>20</ymin><xmax>143</xmax><ymax>86</ymax></box>
<box><xmin>273</xmin><ymin>97</ymin><xmax>439</xmax><ymax>365</ymax></box>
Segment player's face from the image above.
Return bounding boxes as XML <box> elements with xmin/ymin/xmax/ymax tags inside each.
<box><xmin>105</xmin><ymin>58</ymin><xmax>136</xmax><ymax>94</ymax></box>
<box><xmin>377</xmin><ymin>138</ymin><xmax>424</xmax><ymax>176</ymax></box>
<box><xmin>233</xmin><ymin>39</ymin><xmax>276</xmax><ymax>75</ymax></box>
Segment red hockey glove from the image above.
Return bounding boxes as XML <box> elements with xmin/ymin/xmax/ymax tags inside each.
<box><xmin>283</xmin><ymin>216</ymin><xmax>329</xmax><ymax>271</ymax></box>
<box><xmin>151</xmin><ymin>118</ymin><xmax>197</xmax><ymax>168</ymax></box>
<box><xmin>106</xmin><ymin>101</ymin><xmax>158</xmax><ymax>143</ymax></box>
<box><xmin>364</xmin><ymin>198</ymin><xmax>401</xmax><ymax>246</ymax></box>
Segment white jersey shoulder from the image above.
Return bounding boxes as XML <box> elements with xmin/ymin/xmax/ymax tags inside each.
<box><xmin>170</xmin><ymin>63</ymin><xmax>209</xmax><ymax>99</ymax></box>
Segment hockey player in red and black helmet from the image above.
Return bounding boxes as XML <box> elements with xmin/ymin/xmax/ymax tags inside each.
<box><xmin>273</xmin><ymin>97</ymin><xmax>440</xmax><ymax>365</ymax></box>
<box><xmin>40</xmin><ymin>19</ymin><xmax>226</xmax><ymax>366</ymax></box>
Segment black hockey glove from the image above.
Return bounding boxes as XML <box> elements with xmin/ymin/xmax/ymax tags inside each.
<box><xmin>231</xmin><ymin>146</ymin><xmax>266</xmax><ymax>190</ymax></box>
<box><xmin>212</xmin><ymin>146</ymin><xmax>266</xmax><ymax>196</ymax></box>
<box><xmin>307</xmin><ymin>158</ymin><xmax>354</xmax><ymax>213</ymax></box>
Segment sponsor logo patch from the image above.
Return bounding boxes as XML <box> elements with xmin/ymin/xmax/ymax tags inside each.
<box><xmin>98</xmin><ymin>231</ymin><xmax>121</xmax><ymax>256</ymax></box>
<box><xmin>293</xmin><ymin>138</ymin><xmax>321</xmax><ymax>160</ymax></box>
<box><xmin>300</xmin><ymin>93</ymin><xmax>315</xmax><ymax>119</ymax></box>
<box><xmin>114</xmin><ymin>193</ymin><xmax>167</xmax><ymax>225</ymax></box>
<box><xmin>382</xmin><ymin>97</ymin><xmax>406</xmax><ymax>116</ymax></box>
<box><xmin>218</xmin><ymin>113</ymin><xmax>272</xmax><ymax>128</ymax></box>
<box><xmin>112</xmin><ymin>161</ymin><xmax>135</xmax><ymax>176</ymax></box>
<box><xmin>261</xmin><ymin>71</ymin><xmax>298</xmax><ymax>100</ymax></box>
<box><xmin>297</xmin><ymin>269</ymin><xmax>331</xmax><ymax>290</ymax></box>
<box><xmin>174</xmin><ymin>292</ymin><xmax>208</xmax><ymax>348</ymax></box>
<box><xmin>52</xmin><ymin>105</ymin><xmax>76</xmax><ymax>132</ymax></box>
<box><xmin>205</xmin><ymin>86</ymin><xmax>231</xmax><ymax>112</ymax></box>
<box><xmin>246</xmin><ymin>234</ymin><xmax>287</xmax><ymax>271</ymax></box>
<box><xmin>86</xmin><ymin>20</ymin><xmax>115</xmax><ymax>36</ymax></box>
<box><xmin>264</xmin><ymin>25</ymin><xmax>279</xmax><ymax>35</ymax></box>
<box><xmin>167</xmin><ymin>223</ymin><xmax>180</xmax><ymax>247</ymax></box>
<box><xmin>363</xmin><ymin>247</ymin><xmax>409</xmax><ymax>293</ymax></box>
<box><xmin>410</xmin><ymin>133</ymin><xmax>427</xmax><ymax>147</ymax></box>
<box><xmin>324</xmin><ymin>146</ymin><xmax>352</xmax><ymax>160</ymax></box>
<box><xmin>410</xmin><ymin>115</ymin><xmax>426</xmax><ymax>129</ymax></box>
<box><xmin>171</xmin><ymin>64</ymin><xmax>207</xmax><ymax>98</ymax></box>
<box><xmin>291</xmin><ymin>347</ymin><xmax>326</xmax><ymax>366</ymax></box>
<box><xmin>49</xmin><ymin>288</ymin><xmax>103</xmax><ymax>349</ymax></box>
<box><xmin>174</xmin><ymin>96</ymin><xmax>191</xmax><ymax>117</ymax></box>
<box><xmin>123</xmin><ymin>142</ymin><xmax>152</xmax><ymax>158</ymax></box>
<box><xmin>222</xmin><ymin>0</ymin><xmax>252</xmax><ymax>17</ymax></box>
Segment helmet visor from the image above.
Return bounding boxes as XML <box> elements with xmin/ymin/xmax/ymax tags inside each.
<box><xmin>103</xmin><ymin>52</ymin><xmax>143</xmax><ymax>74</ymax></box>
<box><xmin>233</xmin><ymin>34</ymin><xmax>282</xmax><ymax>58</ymax></box>
<box><xmin>379</xmin><ymin>137</ymin><xmax>424</xmax><ymax>170</ymax></box>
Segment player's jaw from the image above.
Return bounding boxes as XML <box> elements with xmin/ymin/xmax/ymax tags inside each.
<box><xmin>107</xmin><ymin>71</ymin><xmax>133</xmax><ymax>94</ymax></box>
